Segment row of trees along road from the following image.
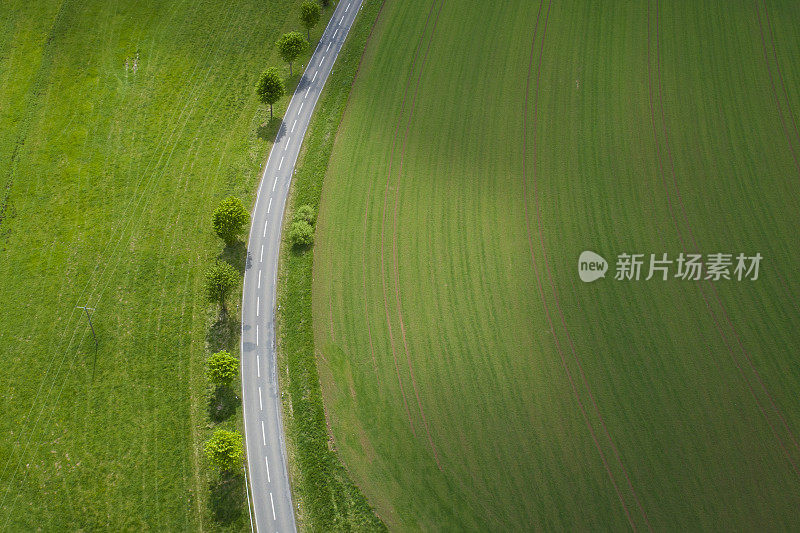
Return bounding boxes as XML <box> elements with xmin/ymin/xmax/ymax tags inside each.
<box><xmin>257</xmin><ymin>0</ymin><xmax>327</xmax><ymax>118</ymax></box>
<box><xmin>202</xmin><ymin>0</ymin><xmax>331</xmax><ymax>509</ymax></box>
<box><xmin>203</xmin><ymin>196</ymin><xmax>249</xmax><ymax>491</ymax></box>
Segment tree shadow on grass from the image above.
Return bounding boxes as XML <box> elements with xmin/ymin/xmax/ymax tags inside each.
<box><xmin>218</xmin><ymin>241</ymin><xmax>247</xmax><ymax>275</ymax></box>
<box><xmin>208</xmin><ymin>385</ymin><xmax>240</xmax><ymax>423</ymax></box>
<box><xmin>287</xmin><ymin>70</ymin><xmax>305</xmax><ymax>93</ymax></box>
<box><xmin>207</xmin><ymin>313</ymin><xmax>240</xmax><ymax>354</ymax></box>
<box><xmin>210</xmin><ymin>471</ymin><xmax>245</xmax><ymax>525</ymax></box>
<box><xmin>257</xmin><ymin>116</ymin><xmax>284</xmax><ymax>143</ymax></box>
<box><xmin>290</xmin><ymin>242</ymin><xmax>314</xmax><ymax>257</ymax></box>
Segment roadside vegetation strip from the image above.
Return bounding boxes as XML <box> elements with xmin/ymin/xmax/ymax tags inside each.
<box><xmin>0</xmin><ymin>0</ymin><xmax>318</xmax><ymax>529</ymax></box>
<box><xmin>274</xmin><ymin>0</ymin><xmax>386</xmax><ymax>530</ymax></box>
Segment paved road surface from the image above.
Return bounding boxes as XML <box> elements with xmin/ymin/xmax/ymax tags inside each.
<box><xmin>240</xmin><ymin>1</ymin><xmax>363</xmax><ymax>531</ymax></box>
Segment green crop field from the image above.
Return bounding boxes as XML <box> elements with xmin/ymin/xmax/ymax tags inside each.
<box><xmin>313</xmin><ymin>0</ymin><xmax>800</xmax><ymax>529</ymax></box>
<box><xmin>0</xmin><ymin>0</ymin><xmax>328</xmax><ymax>529</ymax></box>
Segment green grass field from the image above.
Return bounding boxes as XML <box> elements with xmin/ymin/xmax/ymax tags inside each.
<box><xmin>0</xmin><ymin>0</ymin><xmax>330</xmax><ymax>529</ymax></box>
<box><xmin>313</xmin><ymin>0</ymin><xmax>800</xmax><ymax>529</ymax></box>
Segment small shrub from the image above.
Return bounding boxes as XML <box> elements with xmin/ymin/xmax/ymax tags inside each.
<box><xmin>295</xmin><ymin>204</ymin><xmax>315</xmax><ymax>224</ymax></box>
<box><xmin>289</xmin><ymin>220</ymin><xmax>314</xmax><ymax>248</ymax></box>
<box><xmin>206</xmin><ymin>350</ymin><xmax>239</xmax><ymax>386</ymax></box>
<box><xmin>204</xmin><ymin>429</ymin><xmax>243</xmax><ymax>473</ymax></box>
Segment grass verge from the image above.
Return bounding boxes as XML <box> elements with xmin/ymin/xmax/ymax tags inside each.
<box><xmin>274</xmin><ymin>0</ymin><xmax>387</xmax><ymax>530</ymax></box>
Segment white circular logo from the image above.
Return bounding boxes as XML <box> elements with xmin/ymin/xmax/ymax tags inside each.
<box><xmin>578</xmin><ymin>251</ymin><xmax>608</xmax><ymax>282</ymax></box>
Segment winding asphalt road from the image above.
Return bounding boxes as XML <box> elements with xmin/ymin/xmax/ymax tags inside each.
<box><xmin>240</xmin><ymin>1</ymin><xmax>363</xmax><ymax>531</ymax></box>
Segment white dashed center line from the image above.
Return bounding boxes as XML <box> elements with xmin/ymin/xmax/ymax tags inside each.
<box><xmin>243</xmin><ymin>4</ymin><xmax>362</xmax><ymax>525</ymax></box>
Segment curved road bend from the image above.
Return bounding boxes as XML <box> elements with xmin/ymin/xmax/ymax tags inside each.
<box><xmin>240</xmin><ymin>1</ymin><xmax>363</xmax><ymax>531</ymax></box>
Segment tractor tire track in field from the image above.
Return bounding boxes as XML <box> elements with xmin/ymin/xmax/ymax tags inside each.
<box><xmin>377</xmin><ymin>0</ymin><xmax>439</xmax><ymax>439</ymax></box>
<box><xmin>525</xmin><ymin>2</ymin><xmax>652</xmax><ymax>529</ymax></box>
<box><xmin>753</xmin><ymin>2</ymin><xmax>800</xmax><ymax>183</ymax></box>
<box><xmin>0</xmin><ymin>0</ymin><xmax>68</xmax><ymax>232</ymax></box>
<box><xmin>390</xmin><ymin>0</ymin><xmax>446</xmax><ymax>470</ymax></box>
<box><xmin>754</xmin><ymin>1</ymin><xmax>800</xmax><ymax>308</ymax></box>
<box><xmin>652</xmin><ymin>0</ymin><xmax>800</xmax><ymax>459</ymax></box>
<box><xmin>520</xmin><ymin>1</ymin><xmax>651</xmax><ymax>530</ymax></box>
<box><xmin>362</xmin><ymin>179</ymin><xmax>381</xmax><ymax>387</ymax></box>
<box><xmin>647</xmin><ymin>0</ymin><xmax>800</xmax><ymax>478</ymax></box>
<box><xmin>349</xmin><ymin>0</ymin><xmax>391</xmax><ymax>393</ymax></box>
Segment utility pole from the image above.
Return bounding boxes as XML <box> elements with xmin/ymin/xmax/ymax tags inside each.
<box><xmin>77</xmin><ymin>306</ymin><xmax>98</xmax><ymax>379</ymax></box>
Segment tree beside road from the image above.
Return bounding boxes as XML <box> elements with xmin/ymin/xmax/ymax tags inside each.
<box><xmin>213</xmin><ymin>196</ymin><xmax>249</xmax><ymax>247</ymax></box>
<box><xmin>277</xmin><ymin>32</ymin><xmax>308</xmax><ymax>77</ymax></box>
<box><xmin>204</xmin><ymin>429</ymin><xmax>243</xmax><ymax>472</ymax></box>
<box><xmin>300</xmin><ymin>1</ymin><xmax>321</xmax><ymax>40</ymax></box>
<box><xmin>256</xmin><ymin>67</ymin><xmax>285</xmax><ymax>119</ymax></box>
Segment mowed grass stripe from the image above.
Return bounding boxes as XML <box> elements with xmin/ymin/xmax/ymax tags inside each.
<box><xmin>3</xmin><ymin>1</ymin><xmax>248</xmax><ymax>523</ymax></box>
<box><xmin>1</xmin><ymin>1</ymin><xmax>243</xmax><ymax>514</ymax></box>
<box><xmin>0</xmin><ymin>0</ymin><xmax>330</xmax><ymax>528</ymax></box>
